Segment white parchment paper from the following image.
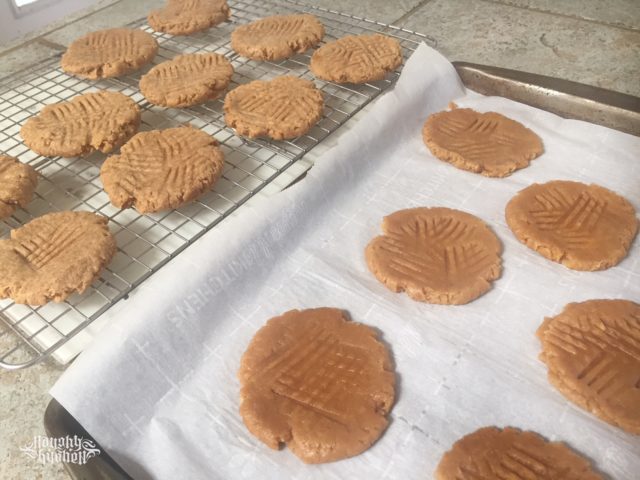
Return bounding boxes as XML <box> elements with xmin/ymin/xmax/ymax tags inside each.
<box><xmin>51</xmin><ymin>44</ymin><xmax>640</xmax><ymax>480</ymax></box>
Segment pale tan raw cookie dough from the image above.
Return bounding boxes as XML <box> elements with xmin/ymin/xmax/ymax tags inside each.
<box><xmin>0</xmin><ymin>211</ymin><xmax>116</xmax><ymax>305</ymax></box>
<box><xmin>366</xmin><ymin>207</ymin><xmax>502</xmax><ymax>305</ymax></box>
<box><xmin>435</xmin><ymin>427</ymin><xmax>603</xmax><ymax>480</ymax></box>
<box><xmin>231</xmin><ymin>14</ymin><xmax>324</xmax><ymax>61</ymax></box>
<box><xmin>310</xmin><ymin>33</ymin><xmax>402</xmax><ymax>84</ymax></box>
<box><xmin>21</xmin><ymin>91</ymin><xmax>141</xmax><ymax>158</ymax></box>
<box><xmin>537</xmin><ymin>299</ymin><xmax>640</xmax><ymax>435</ymax></box>
<box><xmin>148</xmin><ymin>0</ymin><xmax>230</xmax><ymax>35</ymax></box>
<box><xmin>0</xmin><ymin>155</ymin><xmax>38</xmax><ymax>219</ymax></box>
<box><xmin>100</xmin><ymin>126</ymin><xmax>224</xmax><ymax>213</ymax></box>
<box><xmin>239</xmin><ymin>307</ymin><xmax>395</xmax><ymax>464</ymax></box>
<box><xmin>505</xmin><ymin>180</ymin><xmax>638</xmax><ymax>270</ymax></box>
<box><xmin>224</xmin><ymin>76</ymin><xmax>324</xmax><ymax>140</ymax></box>
<box><xmin>422</xmin><ymin>107</ymin><xmax>544</xmax><ymax>177</ymax></box>
<box><xmin>140</xmin><ymin>53</ymin><xmax>233</xmax><ymax>107</ymax></box>
<box><xmin>61</xmin><ymin>28</ymin><xmax>158</xmax><ymax>79</ymax></box>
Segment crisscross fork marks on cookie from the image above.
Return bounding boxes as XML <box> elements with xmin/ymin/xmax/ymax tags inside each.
<box><xmin>544</xmin><ymin>310</ymin><xmax>640</xmax><ymax>401</ymax></box>
<box><xmin>272</xmin><ymin>337</ymin><xmax>369</xmax><ymax>424</ymax></box>
<box><xmin>14</xmin><ymin>222</ymin><xmax>85</xmax><ymax>269</ymax></box>
<box><xmin>389</xmin><ymin>216</ymin><xmax>472</xmax><ymax>245</ymax></box>
<box><xmin>443</xmin><ymin>243</ymin><xmax>494</xmax><ymax>278</ymax></box>
<box><xmin>530</xmin><ymin>190</ymin><xmax>607</xmax><ymax>246</ymax></box>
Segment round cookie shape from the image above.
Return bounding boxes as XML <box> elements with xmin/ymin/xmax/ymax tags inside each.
<box><xmin>238</xmin><ymin>307</ymin><xmax>395</xmax><ymax>464</ymax></box>
<box><xmin>537</xmin><ymin>299</ymin><xmax>640</xmax><ymax>434</ymax></box>
<box><xmin>148</xmin><ymin>0</ymin><xmax>230</xmax><ymax>35</ymax></box>
<box><xmin>310</xmin><ymin>33</ymin><xmax>402</xmax><ymax>84</ymax></box>
<box><xmin>224</xmin><ymin>76</ymin><xmax>324</xmax><ymax>140</ymax></box>
<box><xmin>140</xmin><ymin>53</ymin><xmax>234</xmax><ymax>107</ymax></box>
<box><xmin>100</xmin><ymin>125</ymin><xmax>225</xmax><ymax>213</ymax></box>
<box><xmin>0</xmin><ymin>155</ymin><xmax>38</xmax><ymax>220</ymax></box>
<box><xmin>365</xmin><ymin>207</ymin><xmax>502</xmax><ymax>305</ymax></box>
<box><xmin>505</xmin><ymin>180</ymin><xmax>638</xmax><ymax>271</ymax></box>
<box><xmin>422</xmin><ymin>107</ymin><xmax>544</xmax><ymax>177</ymax></box>
<box><xmin>231</xmin><ymin>14</ymin><xmax>324</xmax><ymax>61</ymax></box>
<box><xmin>21</xmin><ymin>91</ymin><xmax>141</xmax><ymax>158</ymax></box>
<box><xmin>0</xmin><ymin>211</ymin><xmax>116</xmax><ymax>305</ymax></box>
<box><xmin>436</xmin><ymin>427</ymin><xmax>603</xmax><ymax>480</ymax></box>
<box><xmin>61</xmin><ymin>28</ymin><xmax>158</xmax><ymax>79</ymax></box>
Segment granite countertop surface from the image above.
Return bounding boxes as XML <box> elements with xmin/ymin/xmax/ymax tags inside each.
<box><xmin>1</xmin><ymin>1</ymin><xmax>638</xmax><ymax>479</ymax></box>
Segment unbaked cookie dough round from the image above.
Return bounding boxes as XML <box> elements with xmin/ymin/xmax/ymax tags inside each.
<box><xmin>365</xmin><ymin>207</ymin><xmax>502</xmax><ymax>305</ymax></box>
<box><xmin>537</xmin><ymin>299</ymin><xmax>640</xmax><ymax>434</ymax></box>
<box><xmin>506</xmin><ymin>180</ymin><xmax>638</xmax><ymax>270</ymax></box>
<box><xmin>238</xmin><ymin>307</ymin><xmax>395</xmax><ymax>463</ymax></box>
<box><xmin>436</xmin><ymin>427</ymin><xmax>603</xmax><ymax>480</ymax></box>
<box><xmin>422</xmin><ymin>107</ymin><xmax>544</xmax><ymax>177</ymax></box>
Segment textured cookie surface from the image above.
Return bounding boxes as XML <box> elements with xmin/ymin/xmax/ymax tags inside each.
<box><xmin>239</xmin><ymin>308</ymin><xmax>395</xmax><ymax>464</ymax></box>
<box><xmin>61</xmin><ymin>28</ymin><xmax>158</xmax><ymax>79</ymax></box>
<box><xmin>435</xmin><ymin>427</ymin><xmax>602</xmax><ymax>480</ymax></box>
<box><xmin>0</xmin><ymin>212</ymin><xmax>116</xmax><ymax>305</ymax></box>
<box><xmin>506</xmin><ymin>180</ymin><xmax>638</xmax><ymax>270</ymax></box>
<box><xmin>21</xmin><ymin>91</ymin><xmax>141</xmax><ymax>158</ymax></box>
<box><xmin>0</xmin><ymin>156</ymin><xmax>38</xmax><ymax>219</ymax></box>
<box><xmin>422</xmin><ymin>107</ymin><xmax>544</xmax><ymax>177</ymax></box>
<box><xmin>231</xmin><ymin>14</ymin><xmax>324</xmax><ymax>61</ymax></box>
<box><xmin>310</xmin><ymin>34</ymin><xmax>402</xmax><ymax>84</ymax></box>
<box><xmin>100</xmin><ymin>126</ymin><xmax>224</xmax><ymax>213</ymax></box>
<box><xmin>140</xmin><ymin>53</ymin><xmax>233</xmax><ymax>107</ymax></box>
<box><xmin>148</xmin><ymin>0</ymin><xmax>230</xmax><ymax>35</ymax></box>
<box><xmin>224</xmin><ymin>76</ymin><xmax>323</xmax><ymax>140</ymax></box>
<box><xmin>366</xmin><ymin>207</ymin><xmax>502</xmax><ymax>305</ymax></box>
<box><xmin>537</xmin><ymin>299</ymin><xmax>640</xmax><ymax>434</ymax></box>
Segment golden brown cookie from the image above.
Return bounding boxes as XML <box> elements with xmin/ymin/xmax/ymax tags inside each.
<box><xmin>224</xmin><ymin>76</ymin><xmax>323</xmax><ymax>140</ymax></box>
<box><xmin>435</xmin><ymin>427</ymin><xmax>603</xmax><ymax>480</ymax></box>
<box><xmin>0</xmin><ymin>212</ymin><xmax>116</xmax><ymax>305</ymax></box>
<box><xmin>0</xmin><ymin>155</ymin><xmax>38</xmax><ymax>220</ymax></box>
<box><xmin>231</xmin><ymin>14</ymin><xmax>324</xmax><ymax>61</ymax></box>
<box><xmin>422</xmin><ymin>107</ymin><xmax>544</xmax><ymax>177</ymax></box>
<box><xmin>20</xmin><ymin>91</ymin><xmax>141</xmax><ymax>158</ymax></box>
<box><xmin>537</xmin><ymin>299</ymin><xmax>640</xmax><ymax>434</ymax></box>
<box><xmin>61</xmin><ymin>28</ymin><xmax>158</xmax><ymax>79</ymax></box>
<box><xmin>506</xmin><ymin>180</ymin><xmax>638</xmax><ymax>271</ymax></box>
<box><xmin>310</xmin><ymin>33</ymin><xmax>402</xmax><ymax>84</ymax></box>
<box><xmin>366</xmin><ymin>207</ymin><xmax>502</xmax><ymax>305</ymax></box>
<box><xmin>100</xmin><ymin>126</ymin><xmax>224</xmax><ymax>213</ymax></box>
<box><xmin>139</xmin><ymin>53</ymin><xmax>234</xmax><ymax>107</ymax></box>
<box><xmin>148</xmin><ymin>0</ymin><xmax>230</xmax><ymax>35</ymax></box>
<box><xmin>238</xmin><ymin>308</ymin><xmax>395</xmax><ymax>464</ymax></box>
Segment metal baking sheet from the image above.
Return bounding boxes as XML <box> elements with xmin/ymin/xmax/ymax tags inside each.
<box><xmin>43</xmin><ymin>60</ymin><xmax>640</xmax><ymax>480</ymax></box>
<box><xmin>0</xmin><ymin>0</ymin><xmax>433</xmax><ymax>370</ymax></box>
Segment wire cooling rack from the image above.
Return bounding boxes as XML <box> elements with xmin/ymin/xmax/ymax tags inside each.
<box><xmin>0</xmin><ymin>0</ymin><xmax>434</xmax><ymax>369</ymax></box>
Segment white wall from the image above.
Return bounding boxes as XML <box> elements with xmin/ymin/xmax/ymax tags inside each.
<box><xmin>0</xmin><ymin>0</ymin><xmax>101</xmax><ymax>45</ymax></box>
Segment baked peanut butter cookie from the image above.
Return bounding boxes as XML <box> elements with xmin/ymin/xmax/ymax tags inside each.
<box><xmin>506</xmin><ymin>180</ymin><xmax>638</xmax><ymax>270</ymax></box>
<box><xmin>140</xmin><ymin>53</ymin><xmax>234</xmax><ymax>107</ymax></box>
<box><xmin>231</xmin><ymin>14</ymin><xmax>324</xmax><ymax>61</ymax></box>
<box><xmin>0</xmin><ymin>155</ymin><xmax>38</xmax><ymax>219</ymax></box>
<box><xmin>436</xmin><ymin>427</ymin><xmax>602</xmax><ymax>480</ymax></box>
<box><xmin>21</xmin><ymin>91</ymin><xmax>141</xmax><ymax>158</ymax></box>
<box><xmin>310</xmin><ymin>33</ymin><xmax>402</xmax><ymax>84</ymax></box>
<box><xmin>538</xmin><ymin>299</ymin><xmax>640</xmax><ymax>434</ymax></box>
<box><xmin>0</xmin><ymin>211</ymin><xmax>116</xmax><ymax>305</ymax></box>
<box><xmin>422</xmin><ymin>107</ymin><xmax>544</xmax><ymax>177</ymax></box>
<box><xmin>239</xmin><ymin>308</ymin><xmax>395</xmax><ymax>463</ymax></box>
<box><xmin>100</xmin><ymin>126</ymin><xmax>224</xmax><ymax>213</ymax></box>
<box><xmin>148</xmin><ymin>0</ymin><xmax>230</xmax><ymax>35</ymax></box>
<box><xmin>61</xmin><ymin>28</ymin><xmax>158</xmax><ymax>79</ymax></box>
<box><xmin>224</xmin><ymin>76</ymin><xmax>324</xmax><ymax>140</ymax></box>
<box><xmin>366</xmin><ymin>207</ymin><xmax>502</xmax><ymax>305</ymax></box>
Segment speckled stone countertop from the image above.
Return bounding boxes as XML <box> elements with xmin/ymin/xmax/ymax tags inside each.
<box><xmin>1</xmin><ymin>1</ymin><xmax>638</xmax><ymax>478</ymax></box>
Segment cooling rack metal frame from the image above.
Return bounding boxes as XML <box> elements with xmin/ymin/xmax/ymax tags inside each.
<box><xmin>0</xmin><ymin>0</ymin><xmax>434</xmax><ymax>370</ymax></box>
